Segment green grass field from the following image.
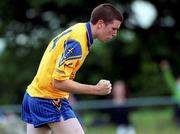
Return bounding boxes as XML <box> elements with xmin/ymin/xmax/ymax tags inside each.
<box><xmin>84</xmin><ymin>108</ymin><xmax>180</xmax><ymax>134</ymax></box>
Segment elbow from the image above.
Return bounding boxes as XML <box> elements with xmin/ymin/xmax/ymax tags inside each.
<box><xmin>52</xmin><ymin>79</ymin><xmax>67</xmax><ymax>89</ymax></box>
<box><xmin>52</xmin><ymin>79</ymin><xmax>70</xmax><ymax>91</ymax></box>
<box><xmin>52</xmin><ymin>79</ymin><xmax>59</xmax><ymax>89</ymax></box>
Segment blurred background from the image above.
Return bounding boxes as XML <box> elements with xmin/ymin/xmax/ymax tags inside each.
<box><xmin>0</xmin><ymin>0</ymin><xmax>180</xmax><ymax>134</ymax></box>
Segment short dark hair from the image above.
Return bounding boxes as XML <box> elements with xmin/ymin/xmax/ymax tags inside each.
<box><xmin>90</xmin><ymin>3</ymin><xmax>123</xmax><ymax>25</ymax></box>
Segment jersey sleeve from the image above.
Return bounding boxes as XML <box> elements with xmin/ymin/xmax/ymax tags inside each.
<box><xmin>52</xmin><ymin>40</ymin><xmax>82</xmax><ymax>80</ymax></box>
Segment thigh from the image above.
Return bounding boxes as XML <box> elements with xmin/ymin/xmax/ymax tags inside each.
<box><xmin>27</xmin><ymin>123</ymin><xmax>51</xmax><ymax>134</ymax></box>
<box><xmin>48</xmin><ymin>118</ymin><xmax>84</xmax><ymax>134</ymax></box>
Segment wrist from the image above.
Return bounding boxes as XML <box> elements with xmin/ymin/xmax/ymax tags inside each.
<box><xmin>88</xmin><ymin>85</ymin><xmax>98</xmax><ymax>95</ymax></box>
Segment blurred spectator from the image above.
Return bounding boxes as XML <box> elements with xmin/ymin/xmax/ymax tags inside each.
<box><xmin>108</xmin><ymin>80</ymin><xmax>136</xmax><ymax>134</ymax></box>
<box><xmin>160</xmin><ymin>60</ymin><xmax>180</xmax><ymax>126</ymax></box>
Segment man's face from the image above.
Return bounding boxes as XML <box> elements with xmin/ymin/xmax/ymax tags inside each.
<box><xmin>97</xmin><ymin>19</ymin><xmax>121</xmax><ymax>42</ymax></box>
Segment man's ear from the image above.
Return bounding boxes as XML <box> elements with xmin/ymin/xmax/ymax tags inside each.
<box><xmin>96</xmin><ymin>19</ymin><xmax>105</xmax><ymax>29</ymax></box>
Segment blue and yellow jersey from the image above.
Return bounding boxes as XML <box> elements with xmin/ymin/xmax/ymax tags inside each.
<box><xmin>26</xmin><ymin>22</ymin><xmax>93</xmax><ymax>99</ymax></box>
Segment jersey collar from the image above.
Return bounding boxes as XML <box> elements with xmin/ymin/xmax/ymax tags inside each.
<box><xmin>86</xmin><ymin>22</ymin><xmax>94</xmax><ymax>50</ymax></box>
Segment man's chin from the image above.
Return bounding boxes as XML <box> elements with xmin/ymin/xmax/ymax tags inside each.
<box><xmin>100</xmin><ymin>39</ymin><xmax>110</xmax><ymax>43</ymax></box>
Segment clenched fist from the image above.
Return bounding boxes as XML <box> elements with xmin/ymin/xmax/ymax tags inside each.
<box><xmin>95</xmin><ymin>79</ymin><xmax>112</xmax><ymax>95</ymax></box>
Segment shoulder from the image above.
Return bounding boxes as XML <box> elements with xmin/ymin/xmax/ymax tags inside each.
<box><xmin>71</xmin><ymin>23</ymin><xmax>86</xmax><ymax>35</ymax></box>
<box><xmin>64</xmin><ymin>40</ymin><xmax>82</xmax><ymax>58</ymax></box>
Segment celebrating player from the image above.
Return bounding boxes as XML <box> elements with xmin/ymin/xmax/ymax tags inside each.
<box><xmin>21</xmin><ymin>3</ymin><xmax>123</xmax><ymax>134</ymax></box>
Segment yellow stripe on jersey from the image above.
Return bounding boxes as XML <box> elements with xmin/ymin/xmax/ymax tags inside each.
<box><xmin>26</xmin><ymin>22</ymin><xmax>93</xmax><ymax>99</ymax></box>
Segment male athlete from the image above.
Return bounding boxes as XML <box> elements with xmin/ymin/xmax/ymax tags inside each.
<box><xmin>22</xmin><ymin>3</ymin><xmax>123</xmax><ymax>134</ymax></box>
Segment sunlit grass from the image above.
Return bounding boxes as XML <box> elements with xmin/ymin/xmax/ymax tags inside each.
<box><xmin>131</xmin><ymin>108</ymin><xmax>180</xmax><ymax>134</ymax></box>
<box><xmin>84</xmin><ymin>108</ymin><xmax>180</xmax><ymax>134</ymax></box>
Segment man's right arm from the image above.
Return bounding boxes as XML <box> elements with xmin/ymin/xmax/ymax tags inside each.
<box><xmin>52</xmin><ymin>79</ymin><xmax>112</xmax><ymax>95</ymax></box>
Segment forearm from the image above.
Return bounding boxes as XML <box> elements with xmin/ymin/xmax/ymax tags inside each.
<box><xmin>52</xmin><ymin>79</ymin><xmax>98</xmax><ymax>95</ymax></box>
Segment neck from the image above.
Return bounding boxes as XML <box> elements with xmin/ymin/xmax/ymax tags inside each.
<box><xmin>90</xmin><ymin>22</ymin><xmax>97</xmax><ymax>39</ymax></box>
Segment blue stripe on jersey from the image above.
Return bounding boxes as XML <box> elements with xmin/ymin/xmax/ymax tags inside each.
<box><xmin>50</xmin><ymin>29</ymin><xmax>72</xmax><ymax>51</ymax></box>
<box><xmin>59</xmin><ymin>40</ymin><xmax>82</xmax><ymax>67</ymax></box>
<box><xmin>86</xmin><ymin>22</ymin><xmax>93</xmax><ymax>50</ymax></box>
